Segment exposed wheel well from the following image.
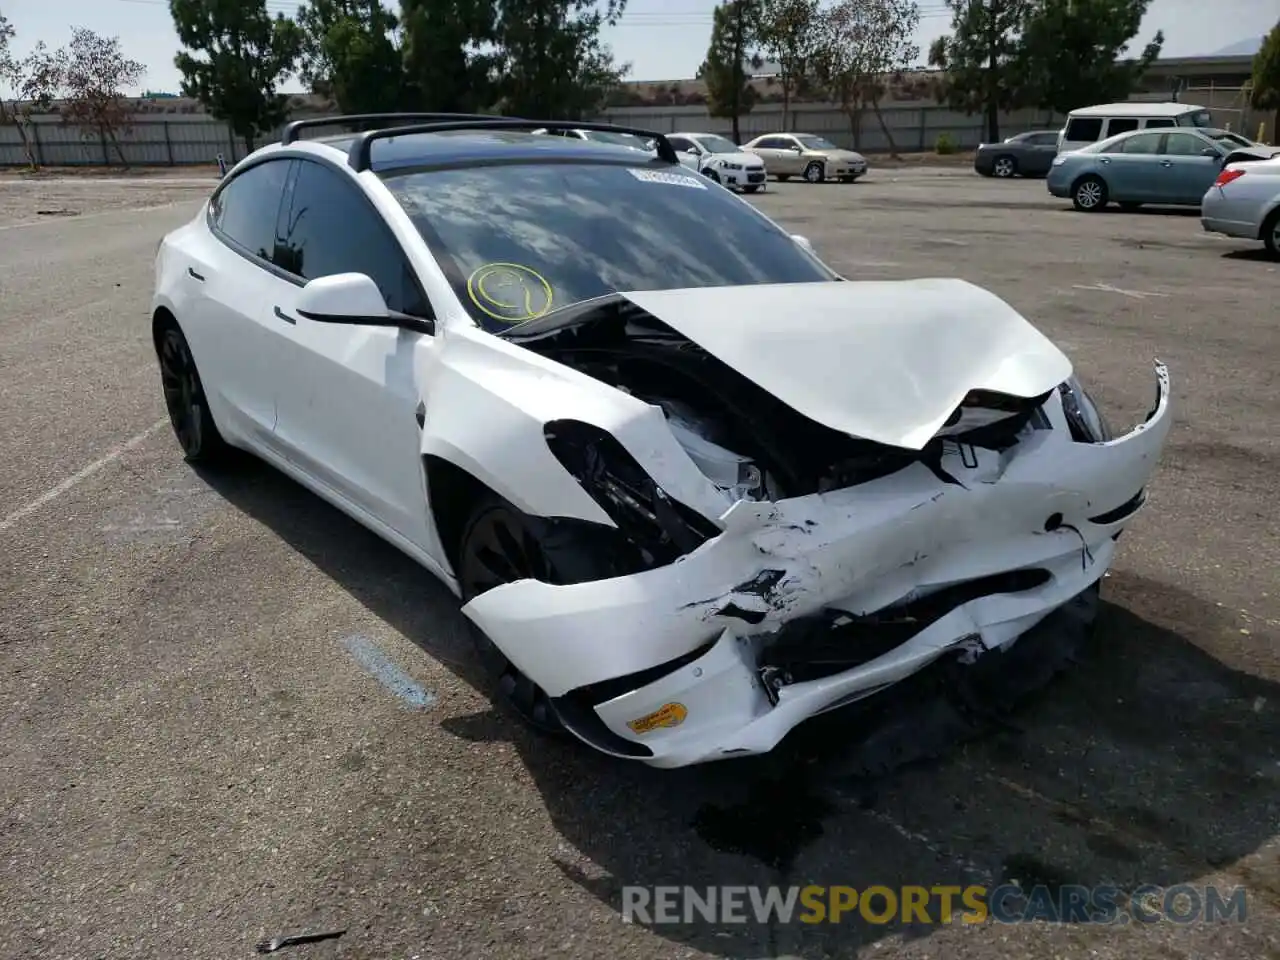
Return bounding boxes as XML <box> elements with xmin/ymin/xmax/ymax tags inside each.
<box><xmin>152</xmin><ymin>306</ymin><xmax>178</xmax><ymax>349</ymax></box>
<box><xmin>424</xmin><ymin>455</ymin><xmax>496</xmax><ymax>577</ymax></box>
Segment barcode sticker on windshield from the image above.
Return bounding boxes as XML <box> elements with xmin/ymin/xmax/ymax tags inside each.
<box><xmin>627</xmin><ymin>168</ymin><xmax>707</xmax><ymax>189</ymax></box>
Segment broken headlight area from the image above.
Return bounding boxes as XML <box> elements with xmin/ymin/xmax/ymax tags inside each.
<box><xmin>515</xmin><ymin>295</ymin><xmax>1051</xmax><ymax>501</ymax></box>
<box><xmin>544</xmin><ymin>419</ymin><xmax>721</xmax><ymax>568</ymax></box>
<box><xmin>1058</xmin><ymin>376</ymin><xmax>1112</xmax><ymax>443</ymax></box>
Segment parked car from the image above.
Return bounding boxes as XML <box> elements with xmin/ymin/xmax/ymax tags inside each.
<box><xmin>532</xmin><ymin>127</ymin><xmax>655</xmax><ymax>152</ymax></box>
<box><xmin>1047</xmin><ymin>127</ymin><xmax>1262</xmax><ymax>212</ymax></box>
<box><xmin>666</xmin><ymin>132</ymin><xmax>768</xmax><ymax>192</ymax></box>
<box><xmin>741</xmin><ymin>133</ymin><xmax>868</xmax><ymax>183</ymax></box>
<box><xmin>1201</xmin><ymin>155</ymin><xmax>1280</xmax><ymax>259</ymax></box>
<box><xmin>1057</xmin><ymin>101</ymin><xmax>1213</xmax><ymax>153</ymax></box>
<box><xmin>974</xmin><ymin>130</ymin><xmax>1063</xmax><ymax>178</ymax></box>
<box><xmin>152</xmin><ymin>114</ymin><xmax>1171</xmax><ymax>770</ymax></box>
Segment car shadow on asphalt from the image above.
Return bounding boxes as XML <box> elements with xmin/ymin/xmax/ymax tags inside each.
<box><xmin>1220</xmin><ymin>248</ymin><xmax>1276</xmax><ymax>261</ymax></box>
<box><xmin>199</xmin><ymin>458</ymin><xmax>1280</xmax><ymax>957</ymax></box>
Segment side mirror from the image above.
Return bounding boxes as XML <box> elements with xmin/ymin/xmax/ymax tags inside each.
<box><xmin>792</xmin><ymin>234</ymin><xmax>815</xmax><ymax>253</ymax></box>
<box><xmin>1201</xmin><ymin>147</ymin><xmax>1220</xmax><ymax>158</ymax></box>
<box><xmin>296</xmin><ymin>273</ymin><xmax>431</xmax><ymax>334</ymax></box>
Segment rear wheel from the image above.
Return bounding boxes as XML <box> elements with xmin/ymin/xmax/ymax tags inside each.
<box><xmin>155</xmin><ymin>319</ymin><xmax>231</xmax><ymax>465</ymax></box>
<box><xmin>1072</xmin><ymin>175</ymin><xmax>1108</xmax><ymax>212</ymax></box>
<box><xmin>992</xmin><ymin>155</ymin><xmax>1017</xmax><ymax>178</ymax></box>
<box><xmin>1263</xmin><ymin>209</ymin><xmax>1280</xmax><ymax>260</ymax></box>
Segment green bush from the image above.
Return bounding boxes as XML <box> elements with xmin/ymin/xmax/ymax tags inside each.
<box><xmin>935</xmin><ymin>132</ymin><xmax>957</xmax><ymax>155</ymax></box>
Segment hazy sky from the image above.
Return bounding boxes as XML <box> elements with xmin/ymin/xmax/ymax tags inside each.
<box><xmin>0</xmin><ymin>0</ymin><xmax>1274</xmax><ymax>95</ymax></box>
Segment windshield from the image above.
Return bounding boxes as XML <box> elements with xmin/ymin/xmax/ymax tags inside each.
<box><xmin>693</xmin><ymin>134</ymin><xmax>740</xmax><ymax>154</ymax></box>
<box><xmin>383</xmin><ymin>162</ymin><xmax>835</xmax><ymax>332</ymax></box>
<box><xmin>797</xmin><ymin>135</ymin><xmax>839</xmax><ymax>151</ymax></box>
<box><xmin>583</xmin><ymin>130</ymin><xmax>653</xmax><ymax>151</ymax></box>
<box><xmin>1209</xmin><ymin>131</ymin><xmax>1250</xmax><ymax>147</ymax></box>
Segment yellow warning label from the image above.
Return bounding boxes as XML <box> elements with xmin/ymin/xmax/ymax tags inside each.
<box><xmin>626</xmin><ymin>702</ymin><xmax>688</xmax><ymax>734</ymax></box>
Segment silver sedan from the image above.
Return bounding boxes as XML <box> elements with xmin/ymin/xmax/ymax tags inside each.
<box><xmin>1201</xmin><ymin>155</ymin><xmax>1280</xmax><ymax>259</ymax></box>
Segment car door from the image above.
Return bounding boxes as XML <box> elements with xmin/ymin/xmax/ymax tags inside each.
<box><xmin>1160</xmin><ymin>131</ymin><xmax>1225</xmax><ymax>203</ymax></box>
<box><xmin>185</xmin><ymin>157</ymin><xmax>296</xmax><ymax>448</ymax></box>
<box><xmin>1025</xmin><ymin>133</ymin><xmax>1061</xmax><ymax>175</ymax></box>
<box><xmin>269</xmin><ymin>157</ymin><xmax>441</xmax><ymax>549</ymax></box>
<box><xmin>1106</xmin><ymin>132</ymin><xmax>1164</xmax><ymax>200</ymax></box>
<box><xmin>752</xmin><ymin>137</ymin><xmax>791</xmax><ymax>174</ymax></box>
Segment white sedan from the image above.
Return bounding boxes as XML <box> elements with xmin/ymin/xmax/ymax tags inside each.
<box><xmin>1201</xmin><ymin>155</ymin><xmax>1280</xmax><ymax>259</ymax></box>
<box><xmin>152</xmin><ymin>116</ymin><xmax>1172</xmax><ymax>769</ymax></box>
<box><xmin>666</xmin><ymin>132</ymin><xmax>768</xmax><ymax>192</ymax></box>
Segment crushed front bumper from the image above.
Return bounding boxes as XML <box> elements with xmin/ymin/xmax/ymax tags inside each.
<box><xmin>462</xmin><ymin>363</ymin><xmax>1172</xmax><ymax>768</ymax></box>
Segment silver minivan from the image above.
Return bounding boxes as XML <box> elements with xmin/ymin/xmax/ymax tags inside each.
<box><xmin>1058</xmin><ymin>102</ymin><xmax>1214</xmax><ymax>153</ymax></box>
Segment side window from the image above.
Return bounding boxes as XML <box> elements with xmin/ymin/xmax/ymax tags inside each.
<box><xmin>1144</xmin><ymin>118</ymin><xmax>1175</xmax><ymax>129</ymax></box>
<box><xmin>1105</xmin><ymin>118</ymin><xmax>1140</xmax><ymax>136</ymax></box>
<box><xmin>1032</xmin><ymin>133</ymin><xmax>1059</xmax><ymax>146</ymax></box>
<box><xmin>278</xmin><ymin>160</ymin><xmax>432</xmax><ymax>318</ymax></box>
<box><xmin>759</xmin><ymin>137</ymin><xmax>788</xmax><ymax>149</ymax></box>
<box><xmin>1163</xmin><ymin>133</ymin><xmax>1212</xmax><ymax>156</ymax></box>
<box><xmin>1121</xmin><ymin>132</ymin><xmax>1163</xmax><ymax>154</ymax></box>
<box><xmin>1064</xmin><ymin>117</ymin><xmax>1104</xmax><ymax>142</ymax></box>
<box><xmin>209</xmin><ymin>159</ymin><xmax>292</xmax><ymax>263</ymax></box>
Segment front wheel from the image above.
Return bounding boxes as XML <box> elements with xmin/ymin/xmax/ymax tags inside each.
<box><xmin>703</xmin><ymin>168</ymin><xmax>721</xmax><ymax>183</ymax></box>
<box><xmin>1262</xmin><ymin>209</ymin><xmax>1280</xmax><ymax>260</ymax></box>
<box><xmin>993</xmin><ymin>155</ymin><xmax>1018</xmax><ymax>178</ymax></box>
<box><xmin>155</xmin><ymin>320</ymin><xmax>232</xmax><ymax>465</ymax></box>
<box><xmin>803</xmin><ymin>161</ymin><xmax>824</xmax><ymax>183</ymax></box>
<box><xmin>1072</xmin><ymin>175</ymin><xmax>1108</xmax><ymax>212</ymax></box>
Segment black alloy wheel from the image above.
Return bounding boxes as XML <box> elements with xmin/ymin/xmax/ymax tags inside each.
<box><xmin>157</xmin><ymin>323</ymin><xmax>228</xmax><ymax>463</ymax></box>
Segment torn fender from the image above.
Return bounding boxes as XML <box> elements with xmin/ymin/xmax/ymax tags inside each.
<box><xmin>620</xmin><ymin>279</ymin><xmax>1074</xmax><ymax>450</ymax></box>
<box><xmin>419</xmin><ymin>324</ymin><xmax>732</xmax><ymax>526</ymax></box>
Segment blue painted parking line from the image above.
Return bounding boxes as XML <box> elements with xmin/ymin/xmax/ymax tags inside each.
<box><xmin>341</xmin><ymin>634</ymin><xmax>436</xmax><ymax>708</ymax></box>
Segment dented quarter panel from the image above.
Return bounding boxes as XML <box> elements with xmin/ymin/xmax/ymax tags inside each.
<box><xmin>461</xmin><ymin>363</ymin><xmax>1172</xmax><ymax>709</ymax></box>
<box><xmin>420</xmin><ymin>324</ymin><xmax>733</xmax><ymax>529</ymax></box>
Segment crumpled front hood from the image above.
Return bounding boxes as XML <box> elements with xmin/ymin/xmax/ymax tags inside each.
<box><xmin>619</xmin><ymin>279</ymin><xmax>1073</xmax><ymax>450</ymax></box>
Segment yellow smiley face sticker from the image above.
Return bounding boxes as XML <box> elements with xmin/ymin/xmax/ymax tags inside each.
<box><xmin>466</xmin><ymin>263</ymin><xmax>554</xmax><ymax>324</ymax></box>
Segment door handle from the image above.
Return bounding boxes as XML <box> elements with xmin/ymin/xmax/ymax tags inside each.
<box><xmin>1160</xmin><ymin>160</ymin><xmax>1173</xmax><ymax>167</ymax></box>
<box><xmin>1099</xmin><ymin>157</ymin><xmax>1110</xmax><ymax>164</ymax></box>
<box><xmin>187</xmin><ymin>267</ymin><xmax>205</xmax><ymax>281</ymax></box>
<box><xmin>273</xmin><ymin>305</ymin><xmax>296</xmax><ymax>325</ymax></box>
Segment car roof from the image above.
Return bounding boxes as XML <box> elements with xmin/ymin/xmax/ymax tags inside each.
<box><xmin>1069</xmin><ymin>102</ymin><xmax>1206</xmax><ymax>118</ymax></box>
<box><xmin>301</xmin><ymin>128</ymin><xmax>655</xmax><ymax>173</ymax></box>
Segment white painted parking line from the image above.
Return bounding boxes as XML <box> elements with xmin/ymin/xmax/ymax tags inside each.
<box><xmin>0</xmin><ymin>418</ymin><xmax>168</xmax><ymax>533</ymax></box>
<box><xmin>1071</xmin><ymin>282</ymin><xmax>1169</xmax><ymax>300</ymax></box>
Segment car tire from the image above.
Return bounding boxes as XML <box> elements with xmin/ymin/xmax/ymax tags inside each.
<box><xmin>155</xmin><ymin>318</ymin><xmax>232</xmax><ymax>466</ymax></box>
<box><xmin>993</xmin><ymin>155</ymin><xmax>1017</xmax><ymax>178</ymax></box>
<box><xmin>457</xmin><ymin>494</ymin><xmax>620</xmax><ymax>736</ymax></box>
<box><xmin>1072</xmin><ymin>175</ymin><xmax>1108</xmax><ymax>212</ymax></box>
<box><xmin>1262</xmin><ymin>209</ymin><xmax>1280</xmax><ymax>260</ymax></box>
<box><xmin>776</xmin><ymin>174</ymin><xmax>791</xmax><ymax>182</ymax></box>
<box><xmin>803</xmin><ymin>161</ymin><xmax>825</xmax><ymax>183</ymax></box>
<box><xmin>742</xmin><ymin>184</ymin><xmax>760</xmax><ymax>193</ymax></box>
<box><xmin>704</xmin><ymin>168</ymin><xmax>721</xmax><ymax>183</ymax></box>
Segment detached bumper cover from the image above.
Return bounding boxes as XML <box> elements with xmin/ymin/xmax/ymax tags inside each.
<box><xmin>462</xmin><ymin>363</ymin><xmax>1172</xmax><ymax>767</ymax></box>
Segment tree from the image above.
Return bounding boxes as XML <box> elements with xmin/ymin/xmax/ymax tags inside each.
<box><xmin>811</xmin><ymin>0</ymin><xmax>919</xmax><ymax>156</ymax></box>
<box><xmin>491</xmin><ymin>0</ymin><xmax>629</xmax><ymax>118</ymax></box>
<box><xmin>1252</xmin><ymin>19</ymin><xmax>1280</xmax><ymax>144</ymax></box>
<box><xmin>1015</xmin><ymin>0</ymin><xmax>1162</xmax><ymax>116</ymax></box>
<box><xmin>699</xmin><ymin>0</ymin><xmax>762</xmax><ymax>143</ymax></box>
<box><xmin>400</xmin><ymin>0</ymin><xmax>498</xmax><ymax>112</ymax></box>
<box><xmin>170</xmin><ymin>0</ymin><xmax>302</xmax><ymax>153</ymax></box>
<box><xmin>928</xmin><ymin>0</ymin><xmax>1033</xmax><ymax>143</ymax></box>
<box><xmin>59</xmin><ymin>28</ymin><xmax>144</xmax><ymax>166</ymax></box>
<box><xmin>756</xmin><ymin>0</ymin><xmax>818</xmax><ymax>130</ymax></box>
<box><xmin>296</xmin><ymin>0</ymin><xmax>401</xmax><ymax>113</ymax></box>
<box><xmin>0</xmin><ymin>16</ymin><xmax>65</xmax><ymax>168</ymax></box>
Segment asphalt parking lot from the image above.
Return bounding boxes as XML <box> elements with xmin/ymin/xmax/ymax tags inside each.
<box><xmin>1</xmin><ymin>166</ymin><xmax>1278</xmax><ymax>960</ymax></box>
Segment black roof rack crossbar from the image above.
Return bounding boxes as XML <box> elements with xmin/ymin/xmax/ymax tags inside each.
<box><xmin>281</xmin><ymin>113</ymin><xmax>514</xmax><ymax>146</ymax></box>
<box><xmin>344</xmin><ymin>119</ymin><xmax>681</xmax><ymax>171</ymax></box>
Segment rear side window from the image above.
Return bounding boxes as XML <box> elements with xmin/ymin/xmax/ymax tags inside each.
<box><xmin>1121</xmin><ymin>132</ymin><xmax>1163</xmax><ymax>154</ymax></box>
<box><xmin>1030</xmin><ymin>133</ymin><xmax>1058</xmax><ymax>145</ymax></box>
<box><xmin>756</xmin><ymin>137</ymin><xmax>789</xmax><ymax>149</ymax></box>
<box><xmin>1065</xmin><ymin>117</ymin><xmax>1104</xmax><ymax>142</ymax></box>
<box><xmin>277</xmin><ymin>159</ymin><xmax>432</xmax><ymax>318</ymax></box>
<box><xmin>210</xmin><ymin>159</ymin><xmax>291</xmax><ymax>262</ymax></box>
<box><xmin>1106</xmin><ymin>118</ymin><xmax>1140</xmax><ymax>136</ymax></box>
<box><xmin>1144</xmin><ymin>118</ymin><xmax>1176</xmax><ymax>129</ymax></box>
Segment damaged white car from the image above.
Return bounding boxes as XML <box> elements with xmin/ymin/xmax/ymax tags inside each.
<box><xmin>151</xmin><ymin>116</ymin><xmax>1173</xmax><ymax>769</ymax></box>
